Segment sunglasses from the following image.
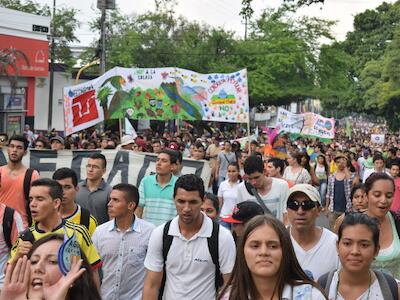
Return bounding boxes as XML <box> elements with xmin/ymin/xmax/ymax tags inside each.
<box><xmin>287</xmin><ymin>199</ymin><xmax>317</xmax><ymax>211</ymax></box>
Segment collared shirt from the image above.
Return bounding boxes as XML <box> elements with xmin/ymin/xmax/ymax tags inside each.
<box><xmin>138</xmin><ymin>174</ymin><xmax>178</xmax><ymax>226</ymax></box>
<box><xmin>76</xmin><ymin>179</ymin><xmax>112</xmax><ymax>225</ymax></box>
<box><xmin>10</xmin><ymin>219</ymin><xmax>102</xmax><ymax>269</ymax></box>
<box><xmin>144</xmin><ymin>213</ymin><xmax>236</xmax><ymax>300</ymax></box>
<box><xmin>93</xmin><ymin>217</ymin><xmax>155</xmax><ymax>300</ymax></box>
<box><xmin>326</xmin><ymin>172</ymin><xmax>354</xmax><ymax>212</ymax></box>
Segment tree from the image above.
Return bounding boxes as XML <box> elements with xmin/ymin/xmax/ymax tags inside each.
<box><xmin>0</xmin><ymin>48</ymin><xmax>29</xmax><ymax>96</ymax></box>
<box><xmin>0</xmin><ymin>0</ymin><xmax>79</xmax><ymax>66</ymax></box>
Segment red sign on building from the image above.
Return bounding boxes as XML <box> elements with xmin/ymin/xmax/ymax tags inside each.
<box><xmin>0</xmin><ymin>34</ymin><xmax>48</xmax><ymax>77</ymax></box>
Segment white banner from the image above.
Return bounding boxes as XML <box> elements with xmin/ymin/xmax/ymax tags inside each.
<box><xmin>371</xmin><ymin>134</ymin><xmax>385</xmax><ymax>144</ymax></box>
<box><xmin>276</xmin><ymin>108</ymin><xmax>303</xmax><ymax>134</ymax></box>
<box><xmin>0</xmin><ymin>149</ymin><xmax>211</xmax><ymax>187</ymax></box>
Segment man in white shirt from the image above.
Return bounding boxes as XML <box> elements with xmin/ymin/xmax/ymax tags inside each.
<box><xmin>237</xmin><ymin>155</ymin><xmax>289</xmax><ymax>222</ymax></box>
<box><xmin>287</xmin><ymin>184</ymin><xmax>339</xmax><ymax>280</ymax></box>
<box><xmin>143</xmin><ymin>174</ymin><xmax>236</xmax><ymax>300</ymax></box>
<box><xmin>362</xmin><ymin>154</ymin><xmax>389</xmax><ymax>183</ymax></box>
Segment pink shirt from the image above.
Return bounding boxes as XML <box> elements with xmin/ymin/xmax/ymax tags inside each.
<box><xmin>390</xmin><ymin>177</ymin><xmax>400</xmax><ymax>213</ymax></box>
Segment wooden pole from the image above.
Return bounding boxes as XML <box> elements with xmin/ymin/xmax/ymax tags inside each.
<box><xmin>119</xmin><ymin>118</ymin><xmax>123</xmax><ymax>141</ymax></box>
<box><xmin>247</xmin><ymin>114</ymin><xmax>251</xmax><ymax>155</ymax></box>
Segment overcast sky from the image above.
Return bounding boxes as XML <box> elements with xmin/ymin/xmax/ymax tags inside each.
<box><xmin>38</xmin><ymin>0</ymin><xmax>395</xmax><ymax>46</ymax></box>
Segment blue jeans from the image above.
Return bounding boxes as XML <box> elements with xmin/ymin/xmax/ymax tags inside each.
<box><xmin>318</xmin><ymin>179</ymin><xmax>327</xmax><ymax>207</ymax></box>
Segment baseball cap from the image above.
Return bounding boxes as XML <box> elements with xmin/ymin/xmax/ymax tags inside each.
<box><xmin>334</xmin><ymin>153</ymin><xmax>348</xmax><ymax>162</ymax></box>
<box><xmin>50</xmin><ymin>136</ymin><xmax>64</xmax><ymax>144</ymax></box>
<box><xmin>167</xmin><ymin>142</ymin><xmax>179</xmax><ymax>150</ymax></box>
<box><xmin>120</xmin><ymin>135</ymin><xmax>135</xmax><ymax>147</ymax></box>
<box><xmin>221</xmin><ymin>201</ymin><xmax>264</xmax><ymax>224</ymax></box>
<box><xmin>288</xmin><ymin>184</ymin><xmax>320</xmax><ymax>204</ymax></box>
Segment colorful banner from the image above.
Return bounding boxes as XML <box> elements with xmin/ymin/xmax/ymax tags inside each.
<box><xmin>275</xmin><ymin>108</ymin><xmax>335</xmax><ymax>139</ymax></box>
<box><xmin>63</xmin><ymin>67</ymin><xmax>249</xmax><ymax>135</ymax></box>
<box><xmin>301</xmin><ymin>112</ymin><xmax>335</xmax><ymax>139</ymax></box>
<box><xmin>276</xmin><ymin>108</ymin><xmax>303</xmax><ymax>134</ymax></box>
<box><xmin>0</xmin><ymin>149</ymin><xmax>211</xmax><ymax>187</ymax></box>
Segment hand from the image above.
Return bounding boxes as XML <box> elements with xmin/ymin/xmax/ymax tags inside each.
<box><xmin>1</xmin><ymin>256</ymin><xmax>30</xmax><ymax>300</ymax></box>
<box><xmin>43</xmin><ymin>256</ymin><xmax>86</xmax><ymax>300</ymax></box>
<box><xmin>15</xmin><ymin>241</ymin><xmax>33</xmax><ymax>261</ymax></box>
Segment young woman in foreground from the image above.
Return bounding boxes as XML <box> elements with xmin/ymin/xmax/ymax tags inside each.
<box><xmin>219</xmin><ymin>214</ymin><xmax>327</xmax><ymax>299</ymax></box>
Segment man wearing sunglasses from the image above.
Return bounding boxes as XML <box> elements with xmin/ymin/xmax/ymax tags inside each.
<box><xmin>287</xmin><ymin>184</ymin><xmax>339</xmax><ymax>281</ymax></box>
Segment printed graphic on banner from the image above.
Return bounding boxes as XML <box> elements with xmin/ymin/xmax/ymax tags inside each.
<box><xmin>275</xmin><ymin>108</ymin><xmax>303</xmax><ymax>134</ymax></box>
<box><xmin>301</xmin><ymin>113</ymin><xmax>335</xmax><ymax>139</ymax></box>
<box><xmin>0</xmin><ymin>149</ymin><xmax>211</xmax><ymax>187</ymax></box>
<box><xmin>63</xmin><ymin>67</ymin><xmax>249</xmax><ymax>135</ymax></box>
<box><xmin>371</xmin><ymin>134</ymin><xmax>385</xmax><ymax>144</ymax></box>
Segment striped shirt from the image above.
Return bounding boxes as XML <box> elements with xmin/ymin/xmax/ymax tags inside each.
<box><xmin>10</xmin><ymin>219</ymin><xmax>102</xmax><ymax>269</ymax></box>
<box><xmin>138</xmin><ymin>174</ymin><xmax>178</xmax><ymax>226</ymax></box>
<box><xmin>93</xmin><ymin>217</ymin><xmax>155</xmax><ymax>300</ymax></box>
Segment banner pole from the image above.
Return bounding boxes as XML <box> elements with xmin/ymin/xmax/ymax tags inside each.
<box><xmin>119</xmin><ymin>118</ymin><xmax>123</xmax><ymax>141</ymax></box>
<box><xmin>247</xmin><ymin>113</ymin><xmax>251</xmax><ymax>155</ymax></box>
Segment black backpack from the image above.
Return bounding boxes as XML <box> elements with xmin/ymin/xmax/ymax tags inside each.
<box><xmin>23</xmin><ymin>168</ymin><xmax>35</xmax><ymax>226</ymax></box>
<box><xmin>318</xmin><ymin>269</ymin><xmax>398</xmax><ymax>300</ymax></box>
<box><xmin>79</xmin><ymin>207</ymin><xmax>91</xmax><ymax>230</ymax></box>
<box><xmin>3</xmin><ymin>206</ymin><xmax>15</xmax><ymax>250</ymax></box>
<box><xmin>158</xmin><ymin>220</ymin><xmax>223</xmax><ymax>299</ymax></box>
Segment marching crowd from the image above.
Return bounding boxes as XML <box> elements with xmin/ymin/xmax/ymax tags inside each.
<box><xmin>0</xmin><ymin>124</ymin><xmax>399</xmax><ymax>299</ymax></box>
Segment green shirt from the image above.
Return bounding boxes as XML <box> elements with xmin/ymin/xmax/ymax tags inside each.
<box><xmin>138</xmin><ymin>174</ymin><xmax>178</xmax><ymax>226</ymax></box>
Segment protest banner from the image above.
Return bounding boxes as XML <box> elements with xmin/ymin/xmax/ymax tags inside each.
<box><xmin>63</xmin><ymin>67</ymin><xmax>249</xmax><ymax>135</ymax></box>
<box><xmin>371</xmin><ymin>134</ymin><xmax>385</xmax><ymax>144</ymax></box>
<box><xmin>301</xmin><ymin>112</ymin><xmax>335</xmax><ymax>139</ymax></box>
<box><xmin>0</xmin><ymin>149</ymin><xmax>211</xmax><ymax>187</ymax></box>
<box><xmin>276</xmin><ymin>108</ymin><xmax>303</xmax><ymax>134</ymax></box>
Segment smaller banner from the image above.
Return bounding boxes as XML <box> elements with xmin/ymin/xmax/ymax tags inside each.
<box><xmin>276</xmin><ymin>108</ymin><xmax>303</xmax><ymax>134</ymax></box>
<box><xmin>301</xmin><ymin>112</ymin><xmax>335</xmax><ymax>139</ymax></box>
<box><xmin>371</xmin><ymin>134</ymin><xmax>385</xmax><ymax>144</ymax></box>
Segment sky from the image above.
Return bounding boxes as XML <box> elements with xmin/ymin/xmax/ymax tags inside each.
<box><xmin>38</xmin><ymin>0</ymin><xmax>396</xmax><ymax>46</ymax></box>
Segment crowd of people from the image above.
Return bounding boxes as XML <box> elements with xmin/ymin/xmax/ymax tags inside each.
<box><xmin>0</xmin><ymin>120</ymin><xmax>399</xmax><ymax>299</ymax></box>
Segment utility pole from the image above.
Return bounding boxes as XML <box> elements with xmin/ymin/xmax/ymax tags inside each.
<box><xmin>47</xmin><ymin>0</ymin><xmax>56</xmax><ymax>130</ymax></box>
<box><xmin>98</xmin><ymin>0</ymin><xmax>115</xmax><ymax>75</ymax></box>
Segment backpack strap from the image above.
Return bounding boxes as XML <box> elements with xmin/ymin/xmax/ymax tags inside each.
<box><xmin>23</xmin><ymin>168</ymin><xmax>35</xmax><ymax>226</ymax></box>
<box><xmin>159</xmin><ymin>220</ymin><xmax>173</xmax><ymax>300</ymax></box>
<box><xmin>80</xmin><ymin>207</ymin><xmax>91</xmax><ymax>230</ymax></box>
<box><xmin>390</xmin><ymin>211</ymin><xmax>400</xmax><ymax>239</ymax></box>
<box><xmin>317</xmin><ymin>270</ymin><xmax>336</xmax><ymax>295</ymax></box>
<box><xmin>207</xmin><ymin>221</ymin><xmax>223</xmax><ymax>293</ymax></box>
<box><xmin>3</xmin><ymin>206</ymin><xmax>14</xmax><ymax>250</ymax></box>
<box><xmin>374</xmin><ymin>270</ymin><xmax>398</xmax><ymax>300</ymax></box>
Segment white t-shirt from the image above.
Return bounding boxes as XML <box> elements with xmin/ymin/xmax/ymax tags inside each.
<box><xmin>290</xmin><ymin>227</ymin><xmax>340</xmax><ymax>281</ymax></box>
<box><xmin>144</xmin><ymin>213</ymin><xmax>236</xmax><ymax>300</ymax></box>
<box><xmin>327</xmin><ymin>270</ymin><xmax>384</xmax><ymax>300</ymax></box>
<box><xmin>236</xmin><ymin>178</ymin><xmax>289</xmax><ymax>221</ymax></box>
<box><xmin>218</xmin><ymin>179</ymin><xmax>240</xmax><ymax>216</ymax></box>
<box><xmin>283</xmin><ymin>167</ymin><xmax>312</xmax><ymax>184</ymax></box>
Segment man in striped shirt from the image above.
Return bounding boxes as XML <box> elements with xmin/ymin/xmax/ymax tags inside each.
<box><xmin>136</xmin><ymin>150</ymin><xmax>178</xmax><ymax>226</ymax></box>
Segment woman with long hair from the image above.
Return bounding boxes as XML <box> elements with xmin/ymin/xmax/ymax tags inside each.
<box><xmin>218</xmin><ymin>162</ymin><xmax>242</xmax><ymax>229</ymax></box>
<box><xmin>218</xmin><ymin>215</ymin><xmax>327</xmax><ymax>299</ymax></box>
<box><xmin>283</xmin><ymin>151</ymin><xmax>312</xmax><ymax>185</ymax></box>
<box><xmin>364</xmin><ymin>173</ymin><xmax>400</xmax><ymax>279</ymax></box>
<box><xmin>201</xmin><ymin>192</ymin><xmax>220</xmax><ymax>221</ymax></box>
<box><xmin>319</xmin><ymin>213</ymin><xmax>400</xmax><ymax>299</ymax></box>
<box><xmin>1</xmin><ymin>234</ymin><xmax>101</xmax><ymax>300</ymax></box>
<box><xmin>315</xmin><ymin>154</ymin><xmax>329</xmax><ymax>207</ymax></box>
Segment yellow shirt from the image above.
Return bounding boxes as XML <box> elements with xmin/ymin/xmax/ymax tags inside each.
<box><xmin>10</xmin><ymin>220</ymin><xmax>102</xmax><ymax>270</ymax></box>
<box><xmin>330</xmin><ymin>160</ymin><xmax>338</xmax><ymax>174</ymax></box>
<box><xmin>65</xmin><ymin>205</ymin><xmax>98</xmax><ymax>236</ymax></box>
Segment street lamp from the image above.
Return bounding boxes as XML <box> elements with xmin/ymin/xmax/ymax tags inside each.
<box><xmin>47</xmin><ymin>0</ymin><xmax>56</xmax><ymax>131</ymax></box>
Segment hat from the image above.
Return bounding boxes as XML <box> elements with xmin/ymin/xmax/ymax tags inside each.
<box><xmin>334</xmin><ymin>153</ymin><xmax>348</xmax><ymax>162</ymax></box>
<box><xmin>288</xmin><ymin>184</ymin><xmax>320</xmax><ymax>204</ymax></box>
<box><xmin>50</xmin><ymin>136</ymin><xmax>64</xmax><ymax>144</ymax></box>
<box><xmin>221</xmin><ymin>201</ymin><xmax>264</xmax><ymax>224</ymax></box>
<box><xmin>167</xmin><ymin>142</ymin><xmax>179</xmax><ymax>151</ymax></box>
<box><xmin>120</xmin><ymin>135</ymin><xmax>135</xmax><ymax>147</ymax></box>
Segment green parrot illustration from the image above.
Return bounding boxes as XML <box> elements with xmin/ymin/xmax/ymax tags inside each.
<box><xmin>97</xmin><ymin>75</ymin><xmax>127</xmax><ymax>119</ymax></box>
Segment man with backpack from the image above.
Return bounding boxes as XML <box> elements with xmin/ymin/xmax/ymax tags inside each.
<box><xmin>0</xmin><ymin>135</ymin><xmax>39</xmax><ymax>227</ymax></box>
<box><xmin>0</xmin><ymin>203</ymin><xmax>24</xmax><ymax>288</ymax></box>
<box><xmin>52</xmin><ymin>168</ymin><xmax>98</xmax><ymax>236</ymax></box>
<box><xmin>142</xmin><ymin>174</ymin><xmax>236</xmax><ymax>300</ymax></box>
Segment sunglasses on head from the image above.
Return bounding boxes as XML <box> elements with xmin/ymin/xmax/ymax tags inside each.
<box><xmin>287</xmin><ymin>199</ymin><xmax>317</xmax><ymax>211</ymax></box>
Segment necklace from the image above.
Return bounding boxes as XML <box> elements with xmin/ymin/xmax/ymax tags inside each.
<box><xmin>335</xmin><ymin>270</ymin><xmax>372</xmax><ymax>300</ymax></box>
